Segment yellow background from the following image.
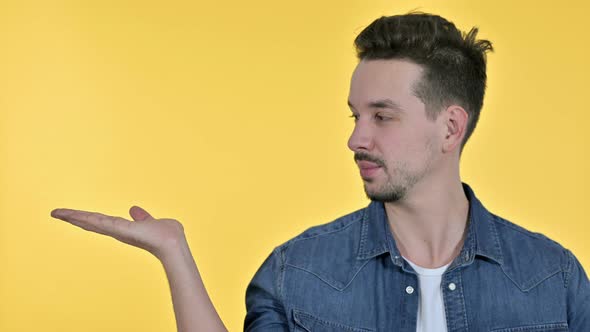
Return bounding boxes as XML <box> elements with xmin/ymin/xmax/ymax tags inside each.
<box><xmin>1</xmin><ymin>0</ymin><xmax>588</xmax><ymax>331</ymax></box>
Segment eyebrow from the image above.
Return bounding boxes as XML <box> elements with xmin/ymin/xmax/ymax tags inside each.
<box><xmin>347</xmin><ymin>99</ymin><xmax>405</xmax><ymax>112</ymax></box>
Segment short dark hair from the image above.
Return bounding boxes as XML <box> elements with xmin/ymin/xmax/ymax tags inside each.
<box><xmin>354</xmin><ymin>12</ymin><xmax>493</xmax><ymax>152</ymax></box>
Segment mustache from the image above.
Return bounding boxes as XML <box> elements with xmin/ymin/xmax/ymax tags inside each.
<box><xmin>354</xmin><ymin>152</ymin><xmax>385</xmax><ymax>168</ymax></box>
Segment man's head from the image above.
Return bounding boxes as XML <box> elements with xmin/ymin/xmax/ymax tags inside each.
<box><xmin>347</xmin><ymin>12</ymin><xmax>493</xmax><ymax>202</ymax></box>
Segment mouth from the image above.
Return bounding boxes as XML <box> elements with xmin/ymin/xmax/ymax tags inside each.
<box><xmin>357</xmin><ymin>160</ymin><xmax>381</xmax><ymax>169</ymax></box>
<box><xmin>357</xmin><ymin>161</ymin><xmax>382</xmax><ymax>178</ymax></box>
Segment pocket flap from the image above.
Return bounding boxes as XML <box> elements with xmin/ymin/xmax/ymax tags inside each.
<box><xmin>292</xmin><ymin>308</ymin><xmax>375</xmax><ymax>332</ymax></box>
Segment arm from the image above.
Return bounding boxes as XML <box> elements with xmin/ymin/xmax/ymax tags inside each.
<box><xmin>244</xmin><ymin>247</ymin><xmax>290</xmax><ymax>331</ymax></box>
<box><xmin>565</xmin><ymin>249</ymin><xmax>590</xmax><ymax>330</ymax></box>
<box><xmin>159</xmin><ymin>236</ymin><xmax>228</xmax><ymax>332</ymax></box>
<box><xmin>51</xmin><ymin>205</ymin><xmax>227</xmax><ymax>332</ymax></box>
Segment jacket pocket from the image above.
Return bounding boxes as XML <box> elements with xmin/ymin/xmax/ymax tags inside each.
<box><xmin>292</xmin><ymin>308</ymin><xmax>375</xmax><ymax>332</ymax></box>
<box><xmin>490</xmin><ymin>322</ymin><xmax>568</xmax><ymax>332</ymax></box>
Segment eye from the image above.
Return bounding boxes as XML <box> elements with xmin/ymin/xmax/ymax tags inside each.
<box><xmin>375</xmin><ymin>114</ymin><xmax>390</xmax><ymax>121</ymax></box>
<box><xmin>348</xmin><ymin>114</ymin><xmax>358</xmax><ymax>121</ymax></box>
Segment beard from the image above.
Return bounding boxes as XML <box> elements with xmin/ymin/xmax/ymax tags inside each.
<box><xmin>356</xmin><ymin>142</ymin><xmax>436</xmax><ymax>203</ymax></box>
<box><xmin>363</xmin><ymin>161</ymin><xmax>421</xmax><ymax>202</ymax></box>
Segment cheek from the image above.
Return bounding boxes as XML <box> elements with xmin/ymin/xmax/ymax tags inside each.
<box><xmin>374</xmin><ymin>123</ymin><xmax>438</xmax><ymax>164</ymax></box>
<box><xmin>410</xmin><ymin>120</ymin><xmax>440</xmax><ymax>148</ymax></box>
<box><xmin>398</xmin><ymin>131</ymin><xmax>438</xmax><ymax>165</ymax></box>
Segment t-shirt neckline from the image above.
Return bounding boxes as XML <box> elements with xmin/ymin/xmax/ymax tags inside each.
<box><xmin>402</xmin><ymin>255</ymin><xmax>451</xmax><ymax>276</ymax></box>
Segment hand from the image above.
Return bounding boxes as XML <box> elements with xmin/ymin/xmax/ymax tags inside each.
<box><xmin>51</xmin><ymin>206</ymin><xmax>229</xmax><ymax>331</ymax></box>
<box><xmin>50</xmin><ymin>205</ymin><xmax>186</xmax><ymax>260</ymax></box>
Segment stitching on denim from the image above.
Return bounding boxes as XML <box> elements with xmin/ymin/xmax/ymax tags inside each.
<box><xmin>276</xmin><ymin>246</ymin><xmax>287</xmax><ymax>314</ymax></box>
<box><xmin>285</xmin><ymin>263</ymin><xmax>345</xmax><ymax>291</ymax></box>
<box><xmin>500</xmin><ymin>262</ymin><xmax>562</xmax><ymax>292</ymax></box>
<box><xmin>358</xmin><ymin>208</ymin><xmax>369</xmax><ymax>257</ymax></box>
<box><xmin>489</xmin><ymin>214</ymin><xmax>565</xmax><ymax>291</ymax></box>
<box><xmin>564</xmin><ymin>249</ymin><xmax>573</xmax><ymax>289</ymax></box>
<box><xmin>524</xmin><ymin>266</ymin><xmax>562</xmax><ymax>291</ymax></box>
<box><xmin>293</xmin><ymin>308</ymin><xmax>376</xmax><ymax>332</ymax></box>
<box><xmin>284</xmin><ymin>259</ymin><xmax>372</xmax><ymax>291</ymax></box>
<box><xmin>456</xmin><ymin>271</ymin><xmax>469</xmax><ymax>330</ymax></box>
<box><xmin>488</xmin><ymin>214</ymin><xmax>504</xmax><ymax>263</ymax></box>
<box><xmin>362</xmin><ymin>247</ymin><xmax>388</xmax><ymax>257</ymax></box>
<box><xmin>443</xmin><ymin>287</ymin><xmax>450</xmax><ymax>331</ymax></box>
<box><xmin>341</xmin><ymin>259</ymin><xmax>372</xmax><ymax>290</ymax></box>
<box><xmin>441</xmin><ymin>269</ymin><xmax>469</xmax><ymax>330</ymax></box>
<box><xmin>287</xmin><ymin>214</ymin><xmax>364</xmax><ymax>245</ymax></box>
<box><xmin>491</xmin><ymin>213</ymin><xmax>564</xmax><ymax>250</ymax></box>
<box><xmin>490</xmin><ymin>322</ymin><xmax>568</xmax><ymax>332</ymax></box>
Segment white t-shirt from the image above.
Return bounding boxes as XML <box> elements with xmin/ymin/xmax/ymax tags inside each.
<box><xmin>403</xmin><ymin>256</ymin><xmax>451</xmax><ymax>332</ymax></box>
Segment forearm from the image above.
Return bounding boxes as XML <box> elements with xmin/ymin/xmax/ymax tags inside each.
<box><xmin>158</xmin><ymin>237</ymin><xmax>228</xmax><ymax>332</ymax></box>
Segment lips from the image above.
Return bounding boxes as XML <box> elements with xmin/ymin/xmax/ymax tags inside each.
<box><xmin>358</xmin><ymin>160</ymin><xmax>381</xmax><ymax>178</ymax></box>
<box><xmin>357</xmin><ymin>160</ymin><xmax>381</xmax><ymax>169</ymax></box>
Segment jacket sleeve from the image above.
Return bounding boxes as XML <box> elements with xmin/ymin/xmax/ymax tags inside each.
<box><xmin>565</xmin><ymin>249</ymin><xmax>590</xmax><ymax>330</ymax></box>
<box><xmin>243</xmin><ymin>246</ymin><xmax>290</xmax><ymax>331</ymax></box>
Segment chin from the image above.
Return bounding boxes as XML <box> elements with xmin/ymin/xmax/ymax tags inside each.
<box><xmin>363</xmin><ymin>183</ymin><xmax>406</xmax><ymax>203</ymax></box>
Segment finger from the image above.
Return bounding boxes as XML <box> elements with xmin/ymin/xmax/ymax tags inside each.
<box><xmin>129</xmin><ymin>205</ymin><xmax>154</xmax><ymax>222</ymax></box>
<box><xmin>51</xmin><ymin>208</ymin><xmax>134</xmax><ymax>238</ymax></box>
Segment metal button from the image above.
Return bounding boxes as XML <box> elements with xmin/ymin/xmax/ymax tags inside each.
<box><xmin>448</xmin><ymin>283</ymin><xmax>456</xmax><ymax>291</ymax></box>
<box><xmin>405</xmin><ymin>286</ymin><xmax>414</xmax><ymax>294</ymax></box>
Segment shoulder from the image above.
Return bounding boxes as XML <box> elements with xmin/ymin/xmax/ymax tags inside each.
<box><xmin>275</xmin><ymin>206</ymin><xmax>366</xmax><ymax>250</ymax></box>
<box><xmin>266</xmin><ymin>206</ymin><xmax>369</xmax><ymax>290</ymax></box>
<box><xmin>490</xmin><ymin>212</ymin><xmax>567</xmax><ymax>257</ymax></box>
<box><xmin>488</xmin><ymin>212</ymin><xmax>571</xmax><ymax>290</ymax></box>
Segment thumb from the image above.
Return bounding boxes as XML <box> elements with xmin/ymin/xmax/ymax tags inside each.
<box><xmin>129</xmin><ymin>205</ymin><xmax>154</xmax><ymax>221</ymax></box>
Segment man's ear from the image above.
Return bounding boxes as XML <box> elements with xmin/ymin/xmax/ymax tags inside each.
<box><xmin>442</xmin><ymin>105</ymin><xmax>468</xmax><ymax>153</ymax></box>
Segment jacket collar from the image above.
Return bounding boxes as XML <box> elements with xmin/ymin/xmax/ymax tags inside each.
<box><xmin>356</xmin><ymin>182</ymin><xmax>504</xmax><ymax>267</ymax></box>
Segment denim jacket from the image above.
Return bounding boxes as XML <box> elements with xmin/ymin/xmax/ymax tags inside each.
<box><xmin>244</xmin><ymin>183</ymin><xmax>590</xmax><ymax>331</ymax></box>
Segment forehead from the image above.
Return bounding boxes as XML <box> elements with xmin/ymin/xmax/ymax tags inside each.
<box><xmin>348</xmin><ymin>59</ymin><xmax>424</xmax><ymax>108</ymax></box>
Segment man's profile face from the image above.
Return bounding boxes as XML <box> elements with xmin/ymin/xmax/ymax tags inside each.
<box><xmin>347</xmin><ymin>59</ymin><xmax>443</xmax><ymax>202</ymax></box>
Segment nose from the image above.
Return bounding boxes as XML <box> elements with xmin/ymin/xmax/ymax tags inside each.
<box><xmin>347</xmin><ymin>120</ymin><xmax>375</xmax><ymax>152</ymax></box>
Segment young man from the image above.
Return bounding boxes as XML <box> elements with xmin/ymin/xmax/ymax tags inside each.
<box><xmin>243</xmin><ymin>13</ymin><xmax>590</xmax><ymax>331</ymax></box>
<box><xmin>51</xmin><ymin>12</ymin><xmax>589</xmax><ymax>332</ymax></box>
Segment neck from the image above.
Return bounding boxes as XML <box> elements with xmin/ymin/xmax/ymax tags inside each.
<box><xmin>384</xmin><ymin>172</ymin><xmax>469</xmax><ymax>269</ymax></box>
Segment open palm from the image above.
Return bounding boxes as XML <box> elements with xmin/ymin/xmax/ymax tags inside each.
<box><xmin>50</xmin><ymin>205</ymin><xmax>185</xmax><ymax>259</ymax></box>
